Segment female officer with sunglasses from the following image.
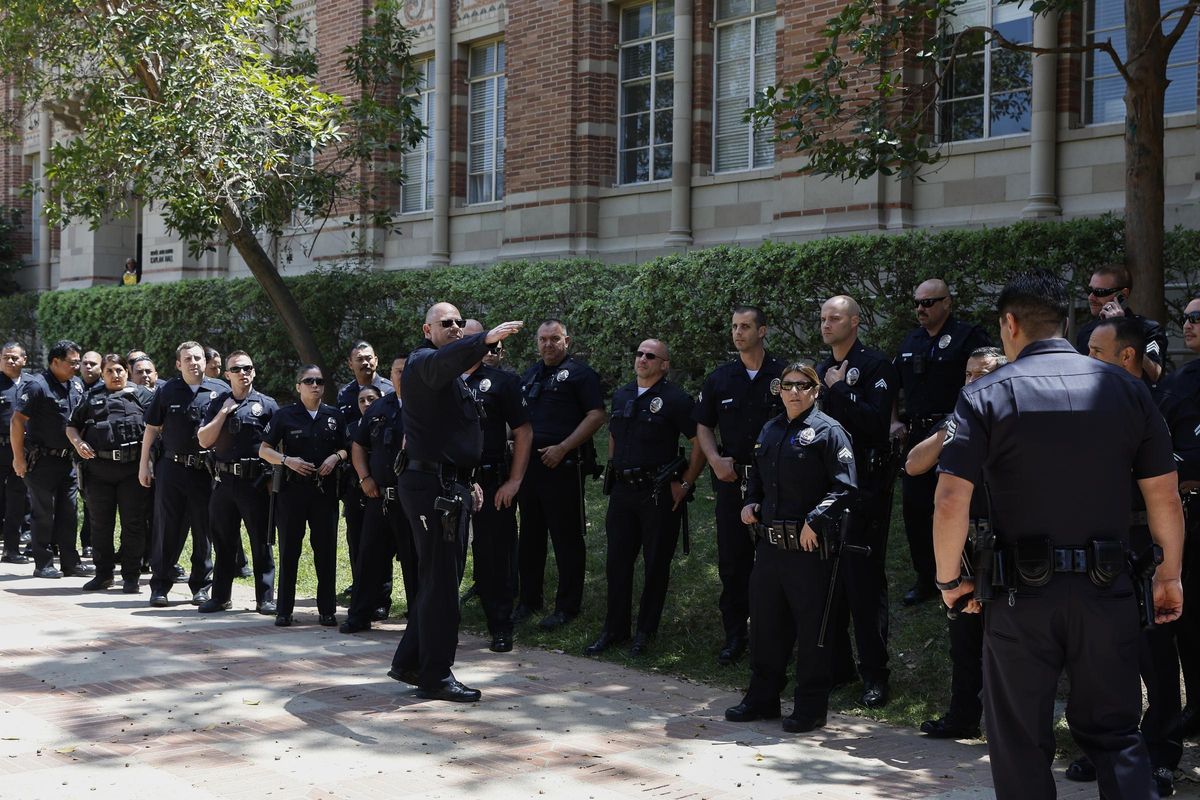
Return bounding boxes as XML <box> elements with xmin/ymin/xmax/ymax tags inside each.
<box><xmin>725</xmin><ymin>361</ymin><xmax>858</xmax><ymax>734</ymax></box>
<box><xmin>259</xmin><ymin>365</ymin><xmax>348</xmax><ymax>627</ymax></box>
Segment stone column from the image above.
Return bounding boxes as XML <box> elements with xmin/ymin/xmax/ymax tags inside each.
<box><xmin>430</xmin><ymin>0</ymin><xmax>452</xmax><ymax>265</ymax></box>
<box><xmin>666</xmin><ymin>0</ymin><xmax>694</xmax><ymax>246</ymax></box>
<box><xmin>37</xmin><ymin>106</ymin><xmax>51</xmax><ymax>291</ymax></box>
<box><xmin>1023</xmin><ymin>10</ymin><xmax>1061</xmax><ymax>217</ymax></box>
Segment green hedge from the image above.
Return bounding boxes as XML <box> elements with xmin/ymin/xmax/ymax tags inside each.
<box><xmin>0</xmin><ymin>291</ymin><xmax>41</xmax><ymax>366</ymax></box>
<box><xmin>32</xmin><ymin>216</ymin><xmax>1198</xmax><ymax>399</ymax></box>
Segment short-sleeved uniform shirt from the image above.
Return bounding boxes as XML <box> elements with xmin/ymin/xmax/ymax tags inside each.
<box><xmin>201</xmin><ymin>389</ymin><xmax>279</xmax><ymax>463</ymax></box>
<box><xmin>0</xmin><ymin>371</ymin><xmax>29</xmax><ymax>458</ymax></box>
<box><xmin>1076</xmin><ymin>314</ymin><xmax>1169</xmax><ymax>367</ymax></box>
<box><xmin>520</xmin><ymin>356</ymin><xmax>604</xmax><ymax>450</ymax></box>
<box><xmin>261</xmin><ymin>403</ymin><xmax>347</xmax><ymax>466</ymax></box>
<box><xmin>354</xmin><ymin>393</ymin><xmax>404</xmax><ymax>487</ymax></box>
<box><xmin>69</xmin><ymin>385</ymin><xmax>155</xmax><ymax>451</ymax></box>
<box><xmin>466</xmin><ymin>364</ymin><xmax>529</xmax><ymax>465</ymax></box>
<box><xmin>692</xmin><ymin>355</ymin><xmax>785</xmax><ymax>463</ymax></box>
<box><xmin>337</xmin><ymin>374</ymin><xmax>394</xmax><ymax>426</ymax></box>
<box><xmin>608</xmin><ymin>379</ymin><xmax>696</xmax><ymax>469</ymax></box>
<box><xmin>894</xmin><ymin>316</ymin><xmax>991</xmax><ymax>421</ymax></box>
<box><xmin>15</xmin><ymin>370</ymin><xmax>85</xmax><ymax>450</ymax></box>
<box><xmin>816</xmin><ymin>340</ymin><xmax>898</xmax><ymax>457</ymax></box>
<box><xmin>145</xmin><ymin>377</ymin><xmax>228</xmax><ymax>455</ymax></box>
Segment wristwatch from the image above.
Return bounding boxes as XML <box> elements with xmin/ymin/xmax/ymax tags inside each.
<box><xmin>679</xmin><ymin>480</ymin><xmax>691</xmax><ymax>491</ymax></box>
<box><xmin>935</xmin><ymin>575</ymin><xmax>963</xmax><ymax>591</ymax></box>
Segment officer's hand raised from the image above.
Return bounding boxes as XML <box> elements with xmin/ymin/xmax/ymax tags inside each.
<box><xmin>740</xmin><ymin>503</ymin><xmax>760</xmax><ymax>525</ymax></box>
<box><xmin>824</xmin><ymin>360</ymin><xmax>848</xmax><ymax>388</ymax></box>
<box><xmin>485</xmin><ymin>321</ymin><xmax>524</xmax><ymax>345</ymax></box>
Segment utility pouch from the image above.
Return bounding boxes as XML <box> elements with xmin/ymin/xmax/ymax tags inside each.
<box><xmin>1088</xmin><ymin>539</ymin><xmax>1126</xmax><ymax>588</ymax></box>
<box><xmin>1014</xmin><ymin>536</ymin><xmax>1053</xmax><ymax>587</ymax></box>
<box><xmin>782</xmin><ymin>521</ymin><xmax>801</xmax><ymax>551</ymax></box>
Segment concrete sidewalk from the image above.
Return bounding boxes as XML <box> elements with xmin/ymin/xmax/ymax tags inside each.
<box><xmin>0</xmin><ymin>564</ymin><xmax>1193</xmax><ymax>799</ymax></box>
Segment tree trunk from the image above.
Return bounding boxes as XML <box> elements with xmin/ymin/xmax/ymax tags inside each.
<box><xmin>1124</xmin><ymin>0</ymin><xmax>1169</xmax><ymax>324</ymax></box>
<box><xmin>219</xmin><ymin>200</ymin><xmax>332</xmax><ymax>398</ymax></box>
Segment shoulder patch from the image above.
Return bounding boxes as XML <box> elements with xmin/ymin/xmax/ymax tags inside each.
<box><xmin>943</xmin><ymin>418</ymin><xmax>958</xmax><ymax>445</ymax></box>
<box><xmin>874</xmin><ymin>378</ymin><xmax>888</xmax><ymax>391</ymax></box>
<box><xmin>837</xmin><ymin>446</ymin><xmax>854</xmax><ymax>463</ymax></box>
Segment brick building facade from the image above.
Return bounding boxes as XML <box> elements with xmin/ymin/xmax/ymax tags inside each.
<box><xmin>2</xmin><ymin>0</ymin><xmax>1198</xmax><ymax>288</ymax></box>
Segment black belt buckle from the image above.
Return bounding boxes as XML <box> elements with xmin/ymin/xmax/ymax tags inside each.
<box><xmin>383</xmin><ymin>487</ymin><xmax>398</xmax><ymax>502</ymax></box>
<box><xmin>765</xmin><ymin>526</ymin><xmax>779</xmax><ymax>547</ymax></box>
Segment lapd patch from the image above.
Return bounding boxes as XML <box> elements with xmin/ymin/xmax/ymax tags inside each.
<box><xmin>556</xmin><ymin>369</ymin><xmax>570</xmax><ymax>382</ymax></box>
<box><xmin>837</xmin><ymin>446</ymin><xmax>854</xmax><ymax>463</ymax></box>
<box><xmin>327</xmin><ymin>416</ymin><xmax>337</xmax><ymax>431</ymax></box>
<box><xmin>649</xmin><ymin>397</ymin><xmax>664</xmax><ymax>413</ymax></box>
<box><xmin>799</xmin><ymin>427</ymin><xmax>816</xmax><ymax>445</ymax></box>
<box><xmin>478</xmin><ymin>378</ymin><xmax>492</xmax><ymax>393</ymax></box>
<box><xmin>769</xmin><ymin>378</ymin><xmax>781</xmax><ymax>396</ymax></box>
<box><xmin>250</xmin><ymin>402</ymin><xmax>263</xmax><ymax>417</ymax></box>
<box><xmin>847</xmin><ymin>368</ymin><xmax>860</xmax><ymax>386</ymax></box>
<box><xmin>943</xmin><ymin>419</ymin><xmax>957</xmax><ymax>445</ymax></box>
<box><xmin>938</xmin><ymin>334</ymin><xmax>952</xmax><ymax>349</ymax></box>
<box><xmin>874</xmin><ymin>378</ymin><xmax>888</xmax><ymax>391</ymax></box>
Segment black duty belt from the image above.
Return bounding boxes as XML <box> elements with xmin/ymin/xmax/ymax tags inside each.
<box><xmin>215</xmin><ymin>459</ymin><xmax>265</xmax><ymax>479</ymax></box>
<box><xmin>611</xmin><ymin>465</ymin><xmax>657</xmax><ymax>486</ymax></box>
<box><xmin>165</xmin><ymin>451</ymin><xmax>211</xmax><ymax>470</ymax></box>
<box><xmin>1053</xmin><ymin>547</ymin><xmax>1091</xmax><ymax>574</ymax></box>
<box><xmin>752</xmin><ymin>521</ymin><xmax>807</xmax><ymax>551</ymax></box>
<box><xmin>94</xmin><ymin>444</ymin><xmax>141</xmax><ymax>463</ymax></box>
<box><xmin>29</xmin><ymin>447</ymin><xmax>72</xmax><ymax>459</ymax></box>
<box><xmin>406</xmin><ymin>459</ymin><xmax>473</xmax><ymax>484</ymax></box>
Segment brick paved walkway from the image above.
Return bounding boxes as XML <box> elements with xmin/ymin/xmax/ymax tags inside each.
<box><xmin>1</xmin><ymin>564</ymin><xmax>1196</xmax><ymax>799</ymax></box>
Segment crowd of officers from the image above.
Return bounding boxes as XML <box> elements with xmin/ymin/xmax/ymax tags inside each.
<box><xmin>0</xmin><ymin>266</ymin><xmax>1195</xmax><ymax>796</ymax></box>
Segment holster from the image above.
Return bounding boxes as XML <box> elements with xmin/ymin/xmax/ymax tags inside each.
<box><xmin>1087</xmin><ymin>538</ymin><xmax>1125</xmax><ymax>588</ymax></box>
<box><xmin>1130</xmin><ymin>543</ymin><xmax>1164</xmax><ymax>630</ymax></box>
<box><xmin>434</xmin><ymin>492</ymin><xmax>464</xmax><ymax>543</ymax></box>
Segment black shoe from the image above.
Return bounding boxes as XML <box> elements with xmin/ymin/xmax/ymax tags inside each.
<box><xmin>490</xmin><ymin>633</ymin><xmax>513</xmax><ymax>653</ymax></box>
<box><xmin>717</xmin><ymin>635</ymin><xmax>748</xmax><ymax>666</ymax></box>
<box><xmin>339</xmin><ymin>617</ymin><xmax>371</xmax><ymax>634</ymax></box>
<box><xmin>1065</xmin><ymin>757</ymin><xmax>1095</xmax><ymax>782</ymax></box>
<box><xmin>371</xmin><ymin>606</ymin><xmax>389</xmax><ymax>621</ymax></box>
<box><xmin>902</xmin><ymin>582</ymin><xmax>938</xmax><ymax>606</ymax></box>
<box><xmin>1169</xmin><ymin>704</ymin><xmax>1200</xmax><ymax>739</ymax></box>
<box><xmin>172</xmin><ymin>564</ymin><xmax>185</xmax><ymax>580</ymax></box>
<box><xmin>319</xmin><ymin>614</ymin><xmax>338</xmax><ymax>627</ymax></box>
<box><xmin>782</xmin><ymin>712</ymin><xmax>827</xmax><ymax>733</ymax></box>
<box><xmin>274</xmin><ymin>614</ymin><xmax>292</xmax><ymax>627</ymax></box>
<box><xmin>19</xmin><ymin>531</ymin><xmax>30</xmax><ymax>545</ymax></box>
<box><xmin>191</xmin><ymin>589</ymin><xmax>210</xmax><ymax>605</ymax></box>
<box><xmin>149</xmin><ymin>593</ymin><xmax>169</xmax><ymax>607</ymax></box>
<box><xmin>628</xmin><ymin>632</ymin><xmax>653</xmax><ymax>657</ymax></box>
<box><xmin>1153</xmin><ymin>766</ymin><xmax>1175</xmax><ymax>797</ymax></box>
<box><xmin>861</xmin><ymin>682</ymin><xmax>889</xmax><ymax>709</ymax></box>
<box><xmin>920</xmin><ymin>717</ymin><xmax>981</xmax><ymax>739</ymax></box>
<box><xmin>415</xmin><ymin>679</ymin><xmax>481</xmax><ymax>703</ymax></box>
<box><xmin>257</xmin><ymin>601</ymin><xmax>277</xmax><ymax>615</ymax></box>
<box><xmin>122</xmin><ymin>580</ymin><xmax>141</xmax><ymax>594</ymax></box>
<box><xmin>459</xmin><ymin>584</ymin><xmax>479</xmax><ymax>607</ymax></box>
<box><xmin>81</xmin><ymin>576</ymin><xmax>113</xmax><ymax>591</ymax></box>
<box><xmin>238</xmin><ymin>564</ymin><xmax>253</xmax><ymax>579</ymax></box>
<box><xmin>584</xmin><ymin>631</ymin><xmax>629</xmax><ymax>656</ymax></box>
<box><xmin>82</xmin><ymin>546</ymin><xmax>94</xmax><ymax>558</ymax></box>
<box><xmin>2</xmin><ymin>551</ymin><xmax>30</xmax><ymax>564</ymax></box>
<box><xmin>65</xmin><ymin>563</ymin><xmax>96</xmax><ymax>577</ymax></box>
<box><xmin>33</xmin><ymin>565</ymin><xmax>62</xmax><ymax>579</ymax></box>
<box><xmin>538</xmin><ymin>610</ymin><xmax>574</xmax><ymax>631</ymax></box>
<box><xmin>510</xmin><ymin>604</ymin><xmax>538</xmax><ymax>625</ymax></box>
<box><xmin>197</xmin><ymin>598</ymin><xmax>232</xmax><ymax>613</ymax></box>
<box><xmin>724</xmin><ymin>702</ymin><xmax>781</xmax><ymax>723</ymax></box>
<box><xmin>387</xmin><ymin>667</ymin><xmax>420</xmax><ymax>685</ymax></box>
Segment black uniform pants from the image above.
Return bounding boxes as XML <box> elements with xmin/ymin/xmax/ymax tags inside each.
<box><xmin>945</xmin><ymin>607</ymin><xmax>984</xmax><ymax>727</ymax></box>
<box><xmin>602</xmin><ymin>483</ymin><xmax>681</xmax><ymax>637</ymax></box>
<box><xmin>1129</xmin><ymin>524</ymin><xmax>1182</xmax><ymax>769</ymax></box>
<box><xmin>900</xmin><ymin>451</ymin><xmax>937</xmax><ymax>586</ymax></box>
<box><xmin>347</xmin><ymin>495</ymin><xmax>417</xmax><ymax>625</ymax></box>
<box><xmin>713</xmin><ymin>474</ymin><xmax>755</xmax><ymax>642</ymax></box>
<box><xmin>275</xmin><ymin>479</ymin><xmax>338</xmax><ymax>617</ymax></box>
<box><xmin>833</xmin><ymin>469</ymin><xmax>893</xmax><ymax>683</ymax></box>
<box><xmin>208</xmin><ymin>474</ymin><xmax>274</xmax><ymax>605</ymax></box>
<box><xmin>1178</xmin><ymin>504</ymin><xmax>1200</xmax><ymax>708</ymax></box>
<box><xmin>81</xmin><ymin>459</ymin><xmax>148</xmax><ymax>582</ymax></box>
<box><xmin>744</xmin><ymin>541</ymin><xmax>836</xmax><ymax>717</ymax></box>
<box><xmin>344</xmin><ymin>486</ymin><xmax>366</xmax><ymax>586</ymax></box>
<box><xmin>473</xmin><ymin>479</ymin><xmax>518</xmax><ymax>636</ymax></box>
<box><xmin>23</xmin><ymin>455</ymin><xmax>80</xmax><ymax>571</ymax></box>
<box><xmin>983</xmin><ymin>575</ymin><xmax>1151</xmax><ymax>800</ymax></box>
<box><xmin>392</xmin><ymin>471</ymin><xmax>470</xmax><ymax>688</ymax></box>
<box><xmin>149</xmin><ymin>460</ymin><xmax>213</xmax><ymax>596</ymax></box>
<box><xmin>517</xmin><ymin>460</ymin><xmax>585</xmax><ymax>616</ymax></box>
<box><xmin>1</xmin><ymin>457</ymin><xmax>28</xmax><ymax>555</ymax></box>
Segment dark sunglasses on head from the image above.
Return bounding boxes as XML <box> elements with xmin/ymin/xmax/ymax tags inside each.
<box><xmin>299</xmin><ymin>376</ymin><xmax>325</xmax><ymax>386</ymax></box>
<box><xmin>914</xmin><ymin>297</ymin><xmax>947</xmax><ymax>308</ymax></box>
<box><xmin>1087</xmin><ymin>286</ymin><xmax>1126</xmax><ymax>298</ymax></box>
<box><xmin>439</xmin><ymin>318</ymin><xmax>466</xmax><ymax>329</ymax></box>
<box><xmin>780</xmin><ymin>380</ymin><xmax>816</xmax><ymax>392</ymax></box>
<box><xmin>227</xmin><ymin>365</ymin><xmax>255</xmax><ymax>374</ymax></box>
<box><xmin>635</xmin><ymin>351</ymin><xmax>660</xmax><ymax>360</ymax></box>
<box><xmin>1183</xmin><ymin>311</ymin><xmax>1200</xmax><ymax>325</ymax></box>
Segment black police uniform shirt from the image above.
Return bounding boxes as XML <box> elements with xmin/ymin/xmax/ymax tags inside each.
<box><xmin>938</xmin><ymin>339</ymin><xmax>1176</xmax><ymax>546</ymax></box>
<box><xmin>402</xmin><ymin>333</ymin><xmax>491</xmax><ymax>468</ymax></box>
<box><xmin>353</xmin><ymin>392</ymin><xmax>405</xmax><ymax>486</ymax></box>
<box><xmin>520</xmin><ymin>355</ymin><xmax>604</xmax><ymax>450</ymax></box>
<box><xmin>894</xmin><ymin>316</ymin><xmax>991</xmax><ymax>421</ymax></box>
<box><xmin>261</xmin><ymin>403</ymin><xmax>347</xmax><ymax>466</ymax></box>
<box><xmin>1147</xmin><ymin>377</ymin><xmax>1200</xmax><ymax>486</ymax></box>
<box><xmin>145</xmin><ymin>377</ymin><xmax>228</xmax><ymax>455</ymax></box>
<box><xmin>745</xmin><ymin>406</ymin><xmax>857</xmax><ymax>526</ymax></box>
<box><xmin>608</xmin><ymin>379</ymin><xmax>697</xmax><ymax>469</ymax></box>
<box><xmin>1075</xmin><ymin>314</ymin><xmax>1169</xmax><ymax>367</ymax></box>
<box><xmin>337</xmin><ymin>374</ymin><xmax>394</xmax><ymax>425</ymax></box>
<box><xmin>816</xmin><ymin>340</ymin><xmax>899</xmax><ymax>456</ymax></box>
<box><xmin>69</xmin><ymin>385</ymin><xmax>155</xmax><ymax>452</ymax></box>
<box><xmin>14</xmin><ymin>370</ymin><xmax>85</xmax><ymax>449</ymax></box>
<box><xmin>1165</xmin><ymin>356</ymin><xmax>1200</xmax><ymax>401</ymax></box>
<box><xmin>201</xmin><ymin>389</ymin><xmax>279</xmax><ymax>463</ymax></box>
<box><xmin>692</xmin><ymin>354</ymin><xmax>785</xmax><ymax>463</ymax></box>
<box><xmin>0</xmin><ymin>371</ymin><xmax>28</xmax><ymax>440</ymax></box>
<box><xmin>467</xmin><ymin>365</ymin><xmax>530</xmax><ymax>466</ymax></box>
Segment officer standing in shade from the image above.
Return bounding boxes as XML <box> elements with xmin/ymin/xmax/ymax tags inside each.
<box><xmin>259</xmin><ymin>366</ymin><xmax>347</xmax><ymax>628</ymax></box>
<box><xmin>816</xmin><ymin>295</ymin><xmax>899</xmax><ymax>708</ymax></box>
<box><xmin>10</xmin><ymin>340</ymin><xmax>93</xmax><ymax>579</ymax></box>
<box><xmin>341</xmin><ymin>384</ymin><xmax>383</xmax><ymax>609</ymax></box>
<box><xmin>1074</xmin><ymin>264</ymin><xmax>1169</xmax><ymax>382</ymax></box>
<box><xmin>77</xmin><ymin>350</ymin><xmax>103</xmax><ymax>560</ymax></box>
<box><xmin>139</xmin><ymin>341</ymin><xmax>224</xmax><ymax>606</ymax></box>
<box><xmin>892</xmin><ymin>280</ymin><xmax>991</xmax><ymax>606</ymax></box>
<box><xmin>195</xmin><ymin>350</ymin><xmax>278</xmax><ymax>615</ymax></box>
<box><xmin>584</xmin><ymin>339</ymin><xmax>705</xmax><ymax>658</ymax></box>
<box><xmin>387</xmin><ymin>304</ymin><xmax>524</xmax><ymax>703</ymax></box>
<box><xmin>1</xmin><ymin>342</ymin><xmax>30</xmax><ymax>564</ymax></box>
<box><xmin>515</xmin><ymin>319</ymin><xmax>606</xmax><ymax>630</ymax></box>
<box><xmin>693</xmin><ymin>306</ymin><xmax>784</xmax><ymax>665</ymax></box>
<box><xmin>463</xmin><ymin>319</ymin><xmax>532</xmax><ymax>653</ymax></box>
<box><xmin>66</xmin><ymin>354</ymin><xmax>153</xmax><ymax>593</ymax></box>
<box><xmin>935</xmin><ymin>271</ymin><xmax>1185</xmax><ymax>800</ymax></box>
<box><xmin>724</xmin><ymin>361</ymin><xmax>857</xmax><ymax>733</ymax></box>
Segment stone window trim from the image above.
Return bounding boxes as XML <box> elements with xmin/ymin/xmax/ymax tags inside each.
<box><xmin>711</xmin><ymin>0</ymin><xmax>776</xmax><ymax>174</ymax></box>
<box><xmin>617</xmin><ymin>0</ymin><xmax>675</xmax><ymax>185</ymax></box>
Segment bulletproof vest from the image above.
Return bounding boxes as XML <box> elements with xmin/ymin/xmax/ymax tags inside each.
<box><xmin>82</xmin><ymin>390</ymin><xmax>147</xmax><ymax>450</ymax></box>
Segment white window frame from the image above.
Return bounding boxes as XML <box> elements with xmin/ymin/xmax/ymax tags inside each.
<box><xmin>712</xmin><ymin>0</ymin><xmax>776</xmax><ymax>174</ymax></box>
<box><xmin>617</xmin><ymin>0</ymin><xmax>675</xmax><ymax>185</ymax></box>
<box><xmin>402</xmin><ymin>58</ymin><xmax>436</xmax><ymax>214</ymax></box>
<box><xmin>467</xmin><ymin>41</ymin><xmax>505</xmax><ymax>206</ymax></box>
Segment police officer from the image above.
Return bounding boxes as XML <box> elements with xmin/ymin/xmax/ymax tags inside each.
<box><xmin>935</xmin><ymin>271</ymin><xmax>1185</xmax><ymax>800</ymax></box>
<box><xmin>259</xmin><ymin>366</ymin><xmax>348</xmax><ymax>627</ymax></box>
<box><xmin>1074</xmin><ymin>264</ymin><xmax>1168</xmax><ymax>382</ymax></box>
<box><xmin>693</xmin><ymin>306</ymin><xmax>784</xmax><ymax>665</ymax></box>
<box><xmin>584</xmin><ymin>339</ymin><xmax>704</xmax><ymax>658</ymax></box>
<box><xmin>816</xmin><ymin>296</ymin><xmax>899</xmax><ymax>708</ymax></box>
<box><xmin>77</xmin><ymin>350</ymin><xmax>105</xmax><ymax>560</ymax></box>
<box><xmin>892</xmin><ymin>280</ymin><xmax>990</xmax><ymax>605</ymax></box>
<box><xmin>65</xmin><ymin>354</ymin><xmax>153</xmax><ymax>593</ymax></box>
<box><xmin>724</xmin><ymin>361</ymin><xmax>857</xmax><ymax>733</ymax></box>
<box><xmin>342</xmin><ymin>384</ymin><xmax>383</xmax><ymax>606</ymax></box>
<box><xmin>203</xmin><ymin>347</ymin><xmax>231</xmax><ymax>390</ymax></box>
<box><xmin>515</xmin><ymin>319</ymin><xmax>606</xmax><ymax>630</ymax></box>
<box><xmin>387</xmin><ymin>304</ymin><xmax>523</xmax><ymax>703</ymax></box>
<box><xmin>139</xmin><ymin>341</ymin><xmax>224</xmax><ymax>606</ymax></box>
<box><xmin>463</xmin><ymin>320</ymin><xmax>532</xmax><ymax>653</ymax></box>
<box><xmin>195</xmin><ymin>350</ymin><xmax>278</xmax><ymax>615</ymax></box>
<box><xmin>10</xmin><ymin>339</ymin><xmax>93</xmax><ymax>579</ymax></box>
<box><xmin>904</xmin><ymin>346</ymin><xmax>1007</xmax><ymax>741</ymax></box>
<box><xmin>129</xmin><ymin>356</ymin><xmax>159</xmax><ymax>390</ymax></box>
<box><xmin>0</xmin><ymin>341</ymin><xmax>30</xmax><ymax>564</ymax></box>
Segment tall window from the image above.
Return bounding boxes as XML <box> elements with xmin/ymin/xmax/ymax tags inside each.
<box><xmin>402</xmin><ymin>59</ymin><xmax>435</xmax><ymax>213</ymax></box>
<box><xmin>618</xmin><ymin>0</ymin><xmax>674</xmax><ymax>184</ymax></box>
<box><xmin>468</xmin><ymin>42</ymin><xmax>505</xmax><ymax>205</ymax></box>
<box><xmin>937</xmin><ymin>0</ymin><xmax>1032</xmax><ymax>142</ymax></box>
<box><xmin>1085</xmin><ymin>0</ymin><xmax>1197</xmax><ymax>124</ymax></box>
<box><xmin>713</xmin><ymin>0</ymin><xmax>775</xmax><ymax>172</ymax></box>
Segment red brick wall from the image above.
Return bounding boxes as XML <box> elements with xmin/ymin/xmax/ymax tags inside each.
<box><xmin>0</xmin><ymin>79</ymin><xmax>33</xmax><ymax>259</ymax></box>
<box><xmin>693</xmin><ymin>0</ymin><xmax>714</xmax><ymax>172</ymax></box>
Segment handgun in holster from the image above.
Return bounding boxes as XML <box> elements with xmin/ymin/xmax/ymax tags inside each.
<box><xmin>434</xmin><ymin>493</ymin><xmax>462</xmax><ymax>543</ymax></box>
<box><xmin>1130</xmin><ymin>543</ymin><xmax>1164</xmax><ymax>630</ymax></box>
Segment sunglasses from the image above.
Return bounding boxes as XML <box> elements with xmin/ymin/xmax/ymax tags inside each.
<box><xmin>299</xmin><ymin>377</ymin><xmax>325</xmax><ymax>386</ymax></box>
<box><xmin>635</xmin><ymin>351</ymin><xmax>660</xmax><ymax>360</ymax></box>
<box><xmin>780</xmin><ymin>380</ymin><xmax>816</xmax><ymax>392</ymax></box>
<box><xmin>914</xmin><ymin>297</ymin><xmax>947</xmax><ymax>308</ymax></box>
<box><xmin>227</xmin><ymin>365</ymin><xmax>255</xmax><ymax>374</ymax></box>
<box><xmin>1087</xmin><ymin>286</ymin><xmax>1126</xmax><ymax>298</ymax></box>
<box><xmin>439</xmin><ymin>318</ymin><xmax>466</xmax><ymax>329</ymax></box>
<box><xmin>1184</xmin><ymin>311</ymin><xmax>1200</xmax><ymax>325</ymax></box>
